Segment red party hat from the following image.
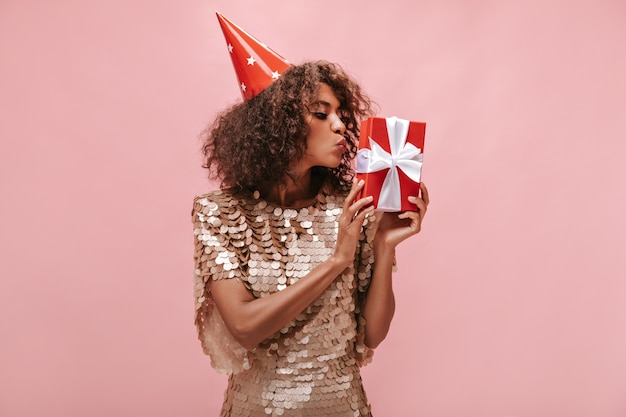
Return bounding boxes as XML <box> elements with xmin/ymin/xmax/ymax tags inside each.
<box><xmin>216</xmin><ymin>12</ymin><xmax>291</xmax><ymax>100</ymax></box>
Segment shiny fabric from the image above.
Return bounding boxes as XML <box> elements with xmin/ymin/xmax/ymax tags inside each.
<box><xmin>192</xmin><ymin>184</ymin><xmax>376</xmax><ymax>416</ymax></box>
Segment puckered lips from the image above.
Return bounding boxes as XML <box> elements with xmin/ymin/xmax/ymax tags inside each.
<box><xmin>335</xmin><ymin>138</ymin><xmax>347</xmax><ymax>153</ymax></box>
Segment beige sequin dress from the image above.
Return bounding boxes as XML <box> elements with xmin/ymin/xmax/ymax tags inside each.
<box><xmin>192</xmin><ymin>184</ymin><xmax>376</xmax><ymax>417</ymax></box>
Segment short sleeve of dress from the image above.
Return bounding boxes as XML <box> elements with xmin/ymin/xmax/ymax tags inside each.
<box><xmin>353</xmin><ymin>213</ymin><xmax>377</xmax><ymax>367</ymax></box>
<box><xmin>192</xmin><ymin>193</ymin><xmax>253</xmax><ymax>374</ymax></box>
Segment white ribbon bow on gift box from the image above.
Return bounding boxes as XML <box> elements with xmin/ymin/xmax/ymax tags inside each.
<box><xmin>356</xmin><ymin>117</ymin><xmax>423</xmax><ymax>211</ymax></box>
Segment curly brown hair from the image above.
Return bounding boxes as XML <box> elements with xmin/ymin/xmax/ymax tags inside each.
<box><xmin>201</xmin><ymin>61</ymin><xmax>374</xmax><ymax>193</ymax></box>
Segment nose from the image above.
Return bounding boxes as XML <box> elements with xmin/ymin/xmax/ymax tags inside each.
<box><xmin>331</xmin><ymin>114</ymin><xmax>346</xmax><ymax>135</ymax></box>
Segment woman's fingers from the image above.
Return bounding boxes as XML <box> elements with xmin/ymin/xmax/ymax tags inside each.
<box><xmin>393</xmin><ymin>195</ymin><xmax>427</xmax><ymax>234</ymax></box>
<box><xmin>397</xmin><ymin>210</ymin><xmax>419</xmax><ymax>220</ymax></box>
<box><xmin>408</xmin><ymin>195</ymin><xmax>427</xmax><ymax>216</ymax></box>
<box><xmin>372</xmin><ymin>184</ymin><xmax>430</xmax><ymax>246</ymax></box>
<box><xmin>341</xmin><ymin>179</ymin><xmax>374</xmax><ymax>224</ymax></box>
<box><xmin>344</xmin><ymin>179</ymin><xmax>365</xmax><ymax>208</ymax></box>
<box><xmin>420</xmin><ymin>182</ymin><xmax>429</xmax><ymax>206</ymax></box>
<box><xmin>352</xmin><ymin>204</ymin><xmax>375</xmax><ymax>224</ymax></box>
<box><xmin>388</xmin><ymin>210</ymin><xmax>422</xmax><ymax>237</ymax></box>
<box><xmin>352</xmin><ymin>195</ymin><xmax>374</xmax><ymax>214</ymax></box>
<box><xmin>340</xmin><ymin>195</ymin><xmax>373</xmax><ymax>227</ymax></box>
<box><xmin>334</xmin><ymin>180</ymin><xmax>375</xmax><ymax>264</ymax></box>
<box><xmin>414</xmin><ymin>198</ymin><xmax>427</xmax><ymax>216</ymax></box>
<box><xmin>397</xmin><ymin>211</ymin><xmax>420</xmax><ymax>227</ymax></box>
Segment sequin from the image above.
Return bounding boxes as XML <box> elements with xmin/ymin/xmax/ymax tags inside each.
<box><xmin>192</xmin><ymin>184</ymin><xmax>376</xmax><ymax>416</ymax></box>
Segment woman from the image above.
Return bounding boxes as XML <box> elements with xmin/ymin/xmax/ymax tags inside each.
<box><xmin>192</xmin><ymin>61</ymin><xmax>429</xmax><ymax>416</ymax></box>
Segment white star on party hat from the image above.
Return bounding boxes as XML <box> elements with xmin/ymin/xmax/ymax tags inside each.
<box><xmin>216</xmin><ymin>12</ymin><xmax>291</xmax><ymax>100</ymax></box>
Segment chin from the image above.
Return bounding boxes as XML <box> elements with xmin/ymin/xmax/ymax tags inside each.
<box><xmin>314</xmin><ymin>162</ymin><xmax>341</xmax><ymax>171</ymax></box>
<box><xmin>313</xmin><ymin>155</ymin><xmax>343</xmax><ymax>170</ymax></box>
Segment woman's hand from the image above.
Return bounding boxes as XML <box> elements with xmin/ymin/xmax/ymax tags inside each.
<box><xmin>332</xmin><ymin>179</ymin><xmax>376</xmax><ymax>269</ymax></box>
<box><xmin>374</xmin><ymin>182</ymin><xmax>430</xmax><ymax>250</ymax></box>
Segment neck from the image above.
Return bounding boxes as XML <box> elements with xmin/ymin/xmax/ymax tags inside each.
<box><xmin>262</xmin><ymin>170</ymin><xmax>320</xmax><ymax>208</ymax></box>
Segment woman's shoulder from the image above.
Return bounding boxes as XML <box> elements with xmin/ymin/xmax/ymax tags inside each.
<box><xmin>191</xmin><ymin>188</ymin><xmax>252</xmax><ymax>221</ymax></box>
<box><xmin>194</xmin><ymin>188</ymin><xmax>234</xmax><ymax>205</ymax></box>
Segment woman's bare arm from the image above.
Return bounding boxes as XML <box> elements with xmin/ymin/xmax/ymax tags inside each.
<box><xmin>210</xmin><ymin>180</ymin><xmax>374</xmax><ymax>351</ymax></box>
<box><xmin>362</xmin><ymin>183</ymin><xmax>430</xmax><ymax>348</ymax></box>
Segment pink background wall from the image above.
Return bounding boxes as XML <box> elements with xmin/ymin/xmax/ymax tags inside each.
<box><xmin>1</xmin><ymin>1</ymin><xmax>625</xmax><ymax>416</ymax></box>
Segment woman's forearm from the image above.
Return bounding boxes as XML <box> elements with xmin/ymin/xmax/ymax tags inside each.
<box><xmin>362</xmin><ymin>243</ymin><xmax>396</xmax><ymax>349</ymax></box>
<box><xmin>210</xmin><ymin>255</ymin><xmax>350</xmax><ymax>351</ymax></box>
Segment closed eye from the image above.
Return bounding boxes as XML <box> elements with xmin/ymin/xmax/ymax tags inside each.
<box><xmin>311</xmin><ymin>112</ymin><xmax>328</xmax><ymax>120</ymax></box>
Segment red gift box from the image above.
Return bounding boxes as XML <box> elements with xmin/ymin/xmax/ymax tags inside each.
<box><xmin>356</xmin><ymin>116</ymin><xmax>426</xmax><ymax>212</ymax></box>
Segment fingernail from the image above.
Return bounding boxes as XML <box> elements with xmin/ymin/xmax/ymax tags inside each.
<box><xmin>366</xmin><ymin>196</ymin><xmax>373</xmax><ymax>201</ymax></box>
<box><xmin>358</xmin><ymin>179</ymin><xmax>365</xmax><ymax>186</ymax></box>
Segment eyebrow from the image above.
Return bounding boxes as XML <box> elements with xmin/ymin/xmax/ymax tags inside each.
<box><xmin>311</xmin><ymin>100</ymin><xmax>341</xmax><ymax>109</ymax></box>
